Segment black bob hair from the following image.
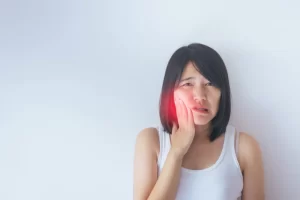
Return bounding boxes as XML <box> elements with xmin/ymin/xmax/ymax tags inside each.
<box><xmin>158</xmin><ymin>43</ymin><xmax>232</xmax><ymax>142</ymax></box>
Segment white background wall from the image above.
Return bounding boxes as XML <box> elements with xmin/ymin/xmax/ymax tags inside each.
<box><xmin>0</xmin><ymin>0</ymin><xmax>299</xmax><ymax>199</ymax></box>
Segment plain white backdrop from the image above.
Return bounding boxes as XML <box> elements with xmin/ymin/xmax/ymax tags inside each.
<box><xmin>0</xmin><ymin>0</ymin><xmax>299</xmax><ymax>199</ymax></box>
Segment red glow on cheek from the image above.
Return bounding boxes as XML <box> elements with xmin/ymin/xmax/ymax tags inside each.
<box><xmin>169</xmin><ymin>100</ymin><xmax>177</xmax><ymax>122</ymax></box>
<box><xmin>161</xmin><ymin>89</ymin><xmax>177</xmax><ymax>123</ymax></box>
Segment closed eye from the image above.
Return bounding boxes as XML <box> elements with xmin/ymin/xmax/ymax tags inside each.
<box><xmin>182</xmin><ymin>83</ymin><xmax>193</xmax><ymax>87</ymax></box>
<box><xmin>205</xmin><ymin>82</ymin><xmax>214</xmax><ymax>86</ymax></box>
<box><xmin>181</xmin><ymin>82</ymin><xmax>215</xmax><ymax>87</ymax></box>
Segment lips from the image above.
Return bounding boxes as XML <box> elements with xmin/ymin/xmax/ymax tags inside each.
<box><xmin>192</xmin><ymin>106</ymin><xmax>209</xmax><ymax>113</ymax></box>
<box><xmin>192</xmin><ymin>106</ymin><xmax>208</xmax><ymax>111</ymax></box>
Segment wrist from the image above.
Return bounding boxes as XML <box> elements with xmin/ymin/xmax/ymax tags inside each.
<box><xmin>169</xmin><ymin>148</ymin><xmax>185</xmax><ymax>161</ymax></box>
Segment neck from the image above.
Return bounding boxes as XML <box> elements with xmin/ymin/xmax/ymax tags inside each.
<box><xmin>193</xmin><ymin>123</ymin><xmax>212</xmax><ymax>143</ymax></box>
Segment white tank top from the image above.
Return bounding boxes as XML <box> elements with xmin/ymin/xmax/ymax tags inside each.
<box><xmin>156</xmin><ymin>124</ymin><xmax>243</xmax><ymax>200</ymax></box>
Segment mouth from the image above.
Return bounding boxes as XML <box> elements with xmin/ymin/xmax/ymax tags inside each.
<box><xmin>192</xmin><ymin>107</ymin><xmax>209</xmax><ymax>114</ymax></box>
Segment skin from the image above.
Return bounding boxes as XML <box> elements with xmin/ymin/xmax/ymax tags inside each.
<box><xmin>133</xmin><ymin>61</ymin><xmax>265</xmax><ymax>200</ymax></box>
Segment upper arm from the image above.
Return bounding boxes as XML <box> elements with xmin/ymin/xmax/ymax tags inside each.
<box><xmin>133</xmin><ymin>127</ymin><xmax>160</xmax><ymax>200</ymax></box>
<box><xmin>238</xmin><ymin>132</ymin><xmax>265</xmax><ymax>200</ymax></box>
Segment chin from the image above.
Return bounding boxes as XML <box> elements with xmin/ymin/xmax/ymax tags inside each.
<box><xmin>193</xmin><ymin>118</ymin><xmax>212</xmax><ymax>126</ymax></box>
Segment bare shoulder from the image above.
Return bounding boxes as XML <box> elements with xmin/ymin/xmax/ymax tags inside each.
<box><xmin>239</xmin><ymin>132</ymin><xmax>262</xmax><ymax>153</ymax></box>
<box><xmin>237</xmin><ymin>132</ymin><xmax>265</xmax><ymax>199</ymax></box>
<box><xmin>238</xmin><ymin>132</ymin><xmax>263</xmax><ymax>172</ymax></box>
<box><xmin>136</xmin><ymin>127</ymin><xmax>159</xmax><ymax>146</ymax></box>
<box><xmin>133</xmin><ymin>127</ymin><xmax>161</xmax><ymax>199</ymax></box>
<box><xmin>135</xmin><ymin>127</ymin><xmax>160</xmax><ymax>157</ymax></box>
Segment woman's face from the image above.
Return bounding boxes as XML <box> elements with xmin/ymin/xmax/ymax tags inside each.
<box><xmin>173</xmin><ymin>61</ymin><xmax>221</xmax><ymax>126</ymax></box>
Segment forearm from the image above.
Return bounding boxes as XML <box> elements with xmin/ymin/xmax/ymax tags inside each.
<box><xmin>147</xmin><ymin>149</ymin><xmax>183</xmax><ymax>200</ymax></box>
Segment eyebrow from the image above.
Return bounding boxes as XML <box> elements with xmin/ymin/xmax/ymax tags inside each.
<box><xmin>179</xmin><ymin>77</ymin><xmax>195</xmax><ymax>82</ymax></box>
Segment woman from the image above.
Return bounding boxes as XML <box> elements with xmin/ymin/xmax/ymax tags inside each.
<box><xmin>133</xmin><ymin>43</ymin><xmax>264</xmax><ymax>200</ymax></box>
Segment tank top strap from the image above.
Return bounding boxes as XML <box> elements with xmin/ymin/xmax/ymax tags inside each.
<box><xmin>227</xmin><ymin>125</ymin><xmax>236</xmax><ymax>146</ymax></box>
<box><xmin>235</xmin><ymin>129</ymin><xmax>240</xmax><ymax>155</ymax></box>
<box><xmin>226</xmin><ymin>125</ymin><xmax>240</xmax><ymax>156</ymax></box>
<box><xmin>224</xmin><ymin>125</ymin><xmax>236</xmax><ymax>155</ymax></box>
<box><xmin>156</xmin><ymin>125</ymin><xmax>171</xmax><ymax>170</ymax></box>
<box><xmin>224</xmin><ymin>125</ymin><xmax>243</xmax><ymax>177</ymax></box>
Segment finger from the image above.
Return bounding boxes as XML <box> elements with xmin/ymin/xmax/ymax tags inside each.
<box><xmin>175</xmin><ymin>99</ymin><xmax>183</xmax><ymax>127</ymax></box>
<box><xmin>179</xmin><ymin>99</ymin><xmax>188</xmax><ymax>126</ymax></box>
<box><xmin>172</xmin><ymin>122</ymin><xmax>178</xmax><ymax>134</ymax></box>
<box><xmin>187</xmin><ymin>107</ymin><xmax>194</xmax><ymax>126</ymax></box>
<box><xmin>177</xmin><ymin>100</ymin><xmax>186</xmax><ymax>128</ymax></box>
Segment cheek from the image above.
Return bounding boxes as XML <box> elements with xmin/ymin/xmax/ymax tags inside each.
<box><xmin>174</xmin><ymin>89</ymin><xmax>190</xmax><ymax>102</ymax></box>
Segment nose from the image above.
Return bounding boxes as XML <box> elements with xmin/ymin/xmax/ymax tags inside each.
<box><xmin>193</xmin><ymin>86</ymin><xmax>207</xmax><ymax>103</ymax></box>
